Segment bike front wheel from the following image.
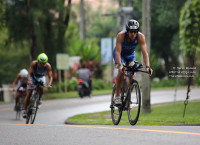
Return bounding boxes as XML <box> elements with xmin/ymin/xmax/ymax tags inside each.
<box><xmin>127</xmin><ymin>81</ymin><xmax>141</xmax><ymax>125</ymax></box>
<box><xmin>30</xmin><ymin>96</ymin><xmax>40</xmax><ymax>124</ymax></box>
<box><xmin>110</xmin><ymin>84</ymin><xmax>123</xmax><ymax>125</ymax></box>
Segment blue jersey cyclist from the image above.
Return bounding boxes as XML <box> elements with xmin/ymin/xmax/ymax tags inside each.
<box><xmin>113</xmin><ymin>19</ymin><xmax>153</xmax><ymax>105</ymax></box>
<box><xmin>23</xmin><ymin>53</ymin><xmax>53</xmax><ymax>118</ymax></box>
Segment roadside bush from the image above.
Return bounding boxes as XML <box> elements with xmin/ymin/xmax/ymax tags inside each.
<box><xmin>92</xmin><ymin>78</ymin><xmax>112</xmax><ymax>90</ymax></box>
<box><xmin>45</xmin><ymin>78</ymin><xmax>112</xmax><ymax>93</ymax></box>
<box><xmin>194</xmin><ymin>71</ymin><xmax>200</xmax><ymax>86</ymax></box>
<box><xmin>151</xmin><ymin>78</ymin><xmax>185</xmax><ymax>88</ymax></box>
<box><xmin>44</xmin><ymin>79</ymin><xmax>78</xmax><ymax>93</ymax></box>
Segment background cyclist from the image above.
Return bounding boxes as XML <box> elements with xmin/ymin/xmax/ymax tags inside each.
<box><xmin>113</xmin><ymin>19</ymin><xmax>153</xmax><ymax>106</ymax></box>
<box><xmin>23</xmin><ymin>53</ymin><xmax>53</xmax><ymax>118</ymax></box>
<box><xmin>12</xmin><ymin>69</ymin><xmax>28</xmax><ymax>111</ymax></box>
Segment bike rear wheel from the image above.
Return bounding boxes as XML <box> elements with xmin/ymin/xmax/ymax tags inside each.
<box><xmin>127</xmin><ymin>81</ymin><xmax>141</xmax><ymax>125</ymax></box>
<box><xmin>26</xmin><ymin>108</ymin><xmax>31</xmax><ymax>124</ymax></box>
<box><xmin>16</xmin><ymin>101</ymin><xmax>21</xmax><ymax>120</ymax></box>
<box><xmin>110</xmin><ymin>84</ymin><xmax>123</xmax><ymax>125</ymax></box>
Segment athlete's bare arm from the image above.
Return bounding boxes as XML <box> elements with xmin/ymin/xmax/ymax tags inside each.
<box><xmin>27</xmin><ymin>61</ymin><xmax>36</xmax><ymax>84</ymax></box>
<box><xmin>28</xmin><ymin>61</ymin><xmax>37</xmax><ymax>79</ymax></box>
<box><xmin>46</xmin><ymin>63</ymin><xmax>53</xmax><ymax>86</ymax></box>
<box><xmin>116</xmin><ymin>31</ymin><xmax>125</xmax><ymax>67</ymax></box>
<box><xmin>12</xmin><ymin>73</ymin><xmax>20</xmax><ymax>88</ymax></box>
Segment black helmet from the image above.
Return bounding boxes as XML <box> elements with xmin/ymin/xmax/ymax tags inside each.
<box><xmin>126</xmin><ymin>19</ymin><xmax>139</xmax><ymax>32</ymax></box>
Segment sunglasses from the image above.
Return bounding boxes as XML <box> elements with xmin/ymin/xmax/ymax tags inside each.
<box><xmin>129</xmin><ymin>31</ymin><xmax>138</xmax><ymax>34</ymax></box>
<box><xmin>39</xmin><ymin>62</ymin><xmax>46</xmax><ymax>65</ymax></box>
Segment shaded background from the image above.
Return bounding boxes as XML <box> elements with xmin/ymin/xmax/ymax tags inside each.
<box><xmin>0</xmin><ymin>0</ymin><xmax>199</xmax><ymax>90</ymax></box>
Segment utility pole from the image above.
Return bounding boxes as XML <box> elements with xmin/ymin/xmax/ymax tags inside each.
<box><xmin>117</xmin><ymin>0</ymin><xmax>133</xmax><ymax>31</ymax></box>
<box><xmin>80</xmin><ymin>0</ymin><xmax>85</xmax><ymax>40</ymax></box>
<box><xmin>142</xmin><ymin>0</ymin><xmax>151</xmax><ymax>113</ymax></box>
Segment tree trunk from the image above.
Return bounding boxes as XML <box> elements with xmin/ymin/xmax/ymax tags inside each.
<box><xmin>80</xmin><ymin>0</ymin><xmax>85</xmax><ymax>40</ymax></box>
<box><xmin>184</xmin><ymin>55</ymin><xmax>194</xmax><ymax>85</ymax></box>
<box><xmin>163</xmin><ymin>55</ymin><xmax>169</xmax><ymax>76</ymax></box>
<box><xmin>29</xmin><ymin>24</ymin><xmax>36</xmax><ymax>62</ymax></box>
<box><xmin>27</xmin><ymin>0</ymin><xmax>36</xmax><ymax>63</ymax></box>
<box><xmin>57</xmin><ymin>0</ymin><xmax>71</xmax><ymax>53</ymax></box>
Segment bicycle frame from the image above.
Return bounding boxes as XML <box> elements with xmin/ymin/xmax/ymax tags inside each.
<box><xmin>119</xmin><ymin>72</ymin><xmax>139</xmax><ymax>109</ymax></box>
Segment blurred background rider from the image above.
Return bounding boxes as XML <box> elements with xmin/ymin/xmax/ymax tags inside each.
<box><xmin>12</xmin><ymin>69</ymin><xmax>28</xmax><ymax>111</ymax></box>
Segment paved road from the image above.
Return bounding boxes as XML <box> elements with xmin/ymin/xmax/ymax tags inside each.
<box><xmin>0</xmin><ymin>88</ymin><xmax>200</xmax><ymax>145</ymax></box>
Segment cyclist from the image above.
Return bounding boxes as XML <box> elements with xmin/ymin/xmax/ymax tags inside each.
<box><xmin>113</xmin><ymin>19</ymin><xmax>153</xmax><ymax>105</ymax></box>
<box><xmin>12</xmin><ymin>69</ymin><xmax>28</xmax><ymax>111</ymax></box>
<box><xmin>23</xmin><ymin>53</ymin><xmax>53</xmax><ymax>118</ymax></box>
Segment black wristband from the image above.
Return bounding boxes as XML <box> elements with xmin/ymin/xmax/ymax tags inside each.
<box><xmin>146</xmin><ymin>66</ymin><xmax>150</xmax><ymax>68</ymax></box>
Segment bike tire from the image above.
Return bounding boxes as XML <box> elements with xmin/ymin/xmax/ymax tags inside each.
<box><xmin>16</xmin><ymin>101</ymin><xmax>20</xmax><ymax>120</ymax></box>
<box><xmin>127</xmin><ymin>81</ymin><xmax>141</xmax><ymax>125</ymax></box>
<box><xmin>30</xmin><ymin>96</ymin><xmax>40</xmax><ymax>124</ymax></box>
<box><xmin>110</xmin><ymin>84</ymin><xmax>123</xmax><ymax>125</ymax></box>
<box><xmin>26</xmin><ymin>108</ymin><xmax>31</xmax><ymax>124</ymax></box>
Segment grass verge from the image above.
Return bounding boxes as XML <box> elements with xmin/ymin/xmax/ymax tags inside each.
<box><xmin>44</xmin><ymin>89</ymin><xmax>112</xmax><ymax>100</ymax></box>
<box><xmin>68</xmin><ymin>100</ymin><xmax>200</xmax><ymax>125</ymax></box>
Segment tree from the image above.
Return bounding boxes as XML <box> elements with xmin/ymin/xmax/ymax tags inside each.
<box><xmin>150</xmin><ymin>0</ymin><xmax>187</xmax><ymax>78</ymax></box>
<box><xmin>179</xmin><ymin>0</ymin><xmax>200</xmax><ymax>85</ymax></box>
<box><xmin>5</xmin><ymin>0</ymin><xmax>72</xmax><ymax>70</ymax></box>
<box><xmin>0</xmin><ymin>0</ymin><xmax>5</xmax><ymax>29</ymax></box>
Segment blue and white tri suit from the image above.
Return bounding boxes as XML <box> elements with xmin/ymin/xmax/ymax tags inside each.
<box><xmin>113</xmin><ymin>30</ymin><xmax>139</xmax><ymax>66</ymax></box>
<box><xmin>27</xmin><ymin>62</ymin><xmax>46</xmax><ymax>90</ymax></box>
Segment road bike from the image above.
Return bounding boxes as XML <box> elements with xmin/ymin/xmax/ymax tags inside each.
<box><xmin>110</xmin><ymin>61</ymin><xmax>148</xmax><ymax>125</ymax></box>
<box><xmin>26</xmin><ymin>78</ymin><xmax>47</xmax><ymax>124</ymax></box>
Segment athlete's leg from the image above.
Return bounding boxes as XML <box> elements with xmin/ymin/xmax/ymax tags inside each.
<box><xmin>23</xmin><ymin>79</ymin><xmax>35</xmax><ymax>118</ymax></box>
<box><xmin>38</xmin><ymin>76</ymin><xmax>46</xmax><ymax>104</ymax></box>
<box><xmin>113</xmin><ymin>49</ymin><xmax>126</xmax><ymax>105</ymax></box>
<box><xmin>125</xmin><ymin>52</ymin><xmax>136</xmax><ymax>108</ymax></box>
<box><xmin>14</xmin><ymin>91</ymin><xmax>21</xmax><ymax>111</ymax></box>
<box><xmin>38</xmin><ymin>86</ymin><xmax>44</xmax><ymax>100</ymax></box>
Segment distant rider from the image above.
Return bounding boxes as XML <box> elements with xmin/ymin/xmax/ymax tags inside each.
<box><xmin>12</xmin><ymin>69</ymin><xmax>28</xmax><ymax>111</ymax></box>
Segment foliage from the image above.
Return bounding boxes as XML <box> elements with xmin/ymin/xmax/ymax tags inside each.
<box><xmin>194</xmin><ymin>71</ymin><xmax>200</xmax><ymax>86</ymax></box>
<box><xmin>0</xmin><ymin>22</ymin><xmax>30</xmax><ymax>85</ymax></box>
<box><xmin>46</xmin><ymin>79</ymin><xmax>78</xmax><ymax>93</ymax></box>
<box><xmin>92</xmin><ymin>78</ymin><xmax>112</xmax><ymax>90</ymax></box>
<box><xmin>0</xmin><ymin>46</ymin><xmax>30</xmax><ymax>84</ymax></box>
<box><xmin>179</xmin><ymin>0</ymin><xmax>200</xmax><ymax>56</ymax></box>
<box><xmin>151</xmin><ymin>0</ymin><xmax>186</xmax><ymax>75</ymax></box>
<box><xmin>4</xmin><ymin>0</ymin><xmax>72</xmax><ymax>69</ymax></box>
<box><xmin>45</xmin><ymin>78</ymin><xmax>112</xmax><ymax>93</ymax></box>
<box><xmin>69</xmin><ymin>40</ymin><xmax>100</xmax><ymax>62</ymax></box>
<box><xmin>150</xmin><ymin>78</ymin><xmax>185</xmax><ymax>88</ymax></box>
<box><xmin>0</xmin><ymin>0</ymin><xmax>5</xmax><ymax>29</ymax></box>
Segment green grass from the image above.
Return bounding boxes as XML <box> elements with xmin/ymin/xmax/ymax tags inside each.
<box><xmin>68</xmin><ymin>100</ymin><xmax>200</xmax><ymax>125</ymax></box>
<box><xmin>44</xmin><ymin>89</ymin><xmax>112</xmax><ymax>100</ymax></box>
<box><xmin>0</xmin><ymin>101</ymin><xmax>6</xmax><ymax>104</ymax></box>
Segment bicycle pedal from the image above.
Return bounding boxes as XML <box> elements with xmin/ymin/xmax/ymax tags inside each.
<box><xmin>110</xmin><ymin>104</ymin><xmax>114</xmax><ymax>109</ymax></box>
